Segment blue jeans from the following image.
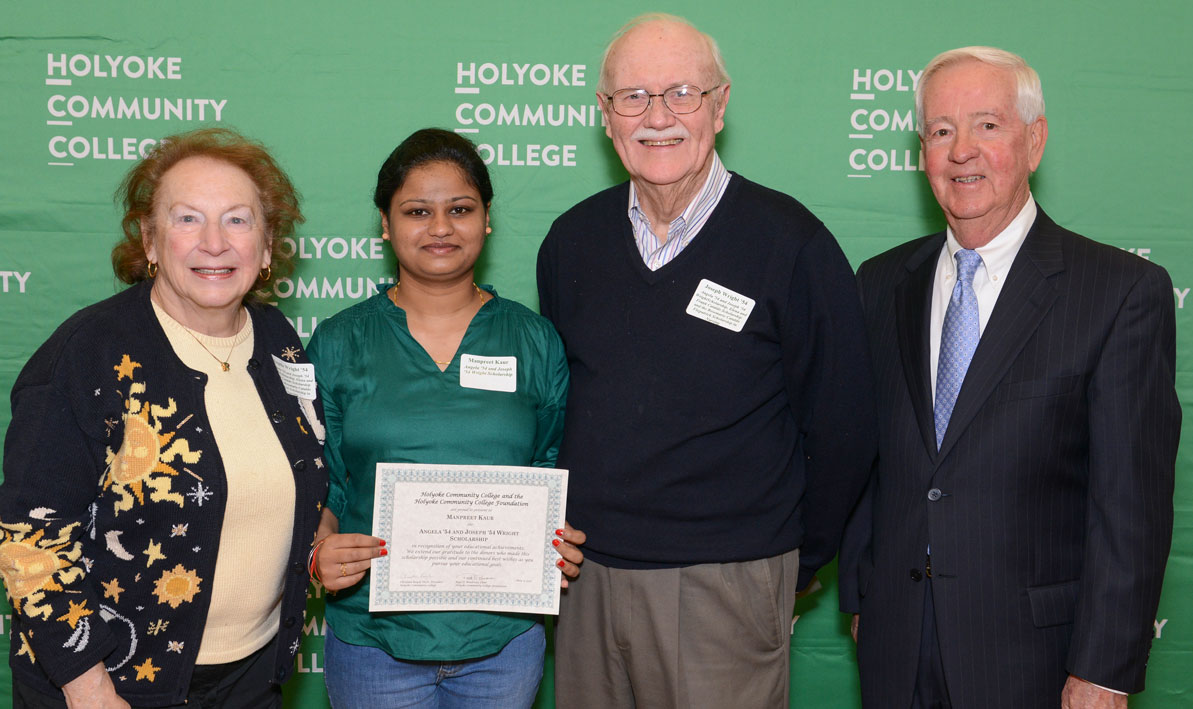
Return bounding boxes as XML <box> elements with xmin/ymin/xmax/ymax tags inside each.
<box><xmin>323</xmin><ymin>622</ymin><xmax>545</xmax><ymax>709</ymax></box>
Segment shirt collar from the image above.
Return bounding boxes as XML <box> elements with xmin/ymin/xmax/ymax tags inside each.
<box><xmin>943</xmin><ymin>196</ymin><xmax>1037</xmax><ymax>285</ymax></box>
<box><xmin>626</xmin><ymin>151</ymin><xmax>729</xmax><ymax>236</ymax></box>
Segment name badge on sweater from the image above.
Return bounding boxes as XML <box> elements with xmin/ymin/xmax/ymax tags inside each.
<box><xmin>271</xmin><ymin>355</ymin><xmax>317</xmax><ymax>399</ymax></box>
<box><xmin>686</xmin><ymin>279</ymin><xmax>755</xmax><ymax>332</ymax></box>
<box><xmin>460</xmin><ymin>354</ymin><xmax>517</xmax><ymax>392</ymax></box>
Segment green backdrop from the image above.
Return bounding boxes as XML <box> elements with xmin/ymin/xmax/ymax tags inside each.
<box><xmin>1</xmin><ymin>2</ymin><xmax>1189</xmax><ymax>706</ymax></box>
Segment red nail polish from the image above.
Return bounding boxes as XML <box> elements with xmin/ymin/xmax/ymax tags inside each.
<box><xmin>380</xmin><ymin>549</ymin><xmax>388</xmax><ymax>556</ymax></box>
<box><xmin>554</xmin><ymin>529</ymin><xmax>564</xmax><ymax>536</ymax></box>
<box><xmin>557</xmin><ymin>560</ymin><xmax>566</xmax><ymax>568</ymax></box>
<box><xmin>552</xmin><ymin>539</ymin><xmax>561</xmax><ymax>547</ymax></box>
<box><xmin>379</xmin><ymin>540</ymin><xmax>386</xmax><ymax>547</ymax></box>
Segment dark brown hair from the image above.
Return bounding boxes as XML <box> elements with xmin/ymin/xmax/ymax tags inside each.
<box><xmin>112</xmin><ymin>127</ymin><xmax>303</xmax><ymax>301</ymax></box>
<box><xmin>374</xmin><ymin>128</ymin><xmax>493</xmax><ymax>215</ymax></box>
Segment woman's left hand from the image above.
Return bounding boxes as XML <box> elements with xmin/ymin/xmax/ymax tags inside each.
<box><xmin>553</xmin><ymin>521</ymin><xmax>586</xmax><ymax>588</ymax></box>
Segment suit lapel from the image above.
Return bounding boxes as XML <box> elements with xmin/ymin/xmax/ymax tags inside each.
<box><xmin>895</xmin><ymin>235</ymin><xmax>944</xmax><ymax>459</ymax></box>
<box><xmin>934</xmin><ymin>210</ymin><xmax>1066</xmax><ymax>462</ymax></box>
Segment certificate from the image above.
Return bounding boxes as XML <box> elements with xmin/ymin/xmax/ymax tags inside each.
<box><xmin>369</xmin><ymin>463</ymin><xmax>568</xmax><ymax>614</ymax></box>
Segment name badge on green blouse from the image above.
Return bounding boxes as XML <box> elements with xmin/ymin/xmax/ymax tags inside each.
<box><xmin>459</xmin><ymin>354</ymin><xmax>517</xmax><ymax>392</ymax></box>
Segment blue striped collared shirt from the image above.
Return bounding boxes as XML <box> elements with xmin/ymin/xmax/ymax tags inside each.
<box><xmin>627</xmin><ymin>152</ymin><xmax>732</xmax><ymax>271</ymax></box>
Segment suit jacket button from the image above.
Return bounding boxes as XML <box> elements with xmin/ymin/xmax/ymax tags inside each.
<box><xmin>271</xmin><ymin>411</ymin><xmax>284</xmax><ymax>424</ymax></box>
<box><xmin>248</xmin><ymin>358</ymin><xmax>260</xmax><ymax>370</ymax></box>
<box><xmin>927</xmin><ymin>488</ymin><xmax>942</xmax><ymax>501</ymax></box>
<box><xmin>909</xmin><ymin>569</ymin><xmax>923</xmax><ymax>582</ymax></box>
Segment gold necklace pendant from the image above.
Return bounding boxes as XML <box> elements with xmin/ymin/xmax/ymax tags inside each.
<box><xmin>391</xmin><ymin>281</ymin><xmax>486</xmax><ymax>308</ymax></box>
<box><xmin>182</xmin><ymin>311</ymin><xmax>242</xmax><ymax>372</ymax></box>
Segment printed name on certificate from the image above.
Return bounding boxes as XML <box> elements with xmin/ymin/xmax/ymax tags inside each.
<box><xmin>370</xmin><ymin>463</ymin><xmax>567</xmax><ymax>614</ymax></box>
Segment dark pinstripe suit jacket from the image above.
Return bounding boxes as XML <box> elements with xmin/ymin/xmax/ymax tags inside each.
<box><xmin>839</xmin><ymin>209</ymin><xmax>1180</xmax><ymax>709</ymax></box>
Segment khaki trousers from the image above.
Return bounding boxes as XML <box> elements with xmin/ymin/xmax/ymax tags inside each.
<box><xmin>554</xmin><ymin>548</ymin><xmax>799</xmax><ymax>709</ymax></box>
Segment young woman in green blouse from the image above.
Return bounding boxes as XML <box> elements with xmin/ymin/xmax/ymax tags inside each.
<box><xmin>307</xmin><ymin>128</ymin><xmax>584</xmax><ymax>709</ymax></box>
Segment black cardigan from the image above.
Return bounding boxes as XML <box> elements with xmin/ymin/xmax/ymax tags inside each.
<box><xmin>0</xmin><ymin>281</ymin><xmax>327</xmax><ymax>706</ymax></box>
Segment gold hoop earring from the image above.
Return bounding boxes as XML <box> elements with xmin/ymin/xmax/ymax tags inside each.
<box><xmin>147</xmin><ymin>262</ymin><xmax>157</xmax><ymax>278</ymax></box>
<box><xmin>260</xmin><ymin>265</ymin><xmax>272</xmax><ymax>281</ymax></box>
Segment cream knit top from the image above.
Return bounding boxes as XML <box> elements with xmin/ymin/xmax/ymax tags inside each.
<box><xmin>153</xmin><ymin>301</ymin><xmax>296</xmax><ymax>664</ymax></box>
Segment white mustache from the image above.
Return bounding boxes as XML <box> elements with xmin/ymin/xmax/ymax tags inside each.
<box><xmin>631</xmin><ymin>127</ymin><xmax>689</xmax><ymax>142</ymax></box>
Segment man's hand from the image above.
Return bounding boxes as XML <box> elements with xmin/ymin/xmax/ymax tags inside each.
<box><xmin>62</xmin><ymin>662</ymin><xmax>130</xmax><ymax>708</ymax></box>
<box><xmin>1061</xmin><ymin>675</ymin><xmax>1126</xmax><ymax>709</ymax></box>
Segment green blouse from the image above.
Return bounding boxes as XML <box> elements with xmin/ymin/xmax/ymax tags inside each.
<box><xmin>306</xmin><ymin>285</ymin><xmax>568</xmax><ymax>660</ymax></box>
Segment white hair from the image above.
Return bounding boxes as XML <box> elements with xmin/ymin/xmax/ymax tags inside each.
<box><xmin>915</xmin><ymin>46</ymin><xmax>1044</xmax><ymax>137</ymax></box>
<box><xmin>596</xmin><ymin>13</ymin><xmax>731</xmax><ymax>96</ymax></box>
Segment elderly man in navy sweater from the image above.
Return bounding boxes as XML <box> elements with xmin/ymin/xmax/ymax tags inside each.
<box><xmin>536</xmin><ymin>12</ymin><xmax>877</xmax><ymax>709</ymax></box>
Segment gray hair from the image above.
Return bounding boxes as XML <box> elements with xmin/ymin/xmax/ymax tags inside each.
<box><xmin>915</xmin><ymin>46</ymin><xmax>1044</xmax><ymax>137</ymax></box>
<box><xmin>596</xmin><ymin>13</ymin><xmax>731</xmax><ymax>96</ymax></box>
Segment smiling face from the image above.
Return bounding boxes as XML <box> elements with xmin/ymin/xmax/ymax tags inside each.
<box><xmin>382</xmin><ymin>161</ymin><xmax>489</xmax><ymax>286</ymax></box>
<box><xmin>921</xmin><ymin>59</ymin><xmax>1047</xmax><ymax>247</ymax></box>
<box><xmin>144</xmin><ymin>156</ymin><xmax>270</xmax><ymax>334</ymax></box>
<box><xmin>598</xmin><ymin>20</ymin><xmax>728</xmax><ymax>206</ymax></box>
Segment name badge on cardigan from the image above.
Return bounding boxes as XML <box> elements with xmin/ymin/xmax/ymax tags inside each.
<box><xmin>460</xmin><ymin>354</ymin><xmax>517</xmax><ymax>392</ymax></box>
<box><xmin>272</xmin><ymin>355</ymin><xmax>317</xmax><ymax>399</ymax></box>
<box><xmin>685</xmin><ymin>279</ymin><xmax>755</xmax><ymax>332</ymax></box>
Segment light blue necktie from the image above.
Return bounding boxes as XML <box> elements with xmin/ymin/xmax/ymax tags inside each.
<box><xmin>934</xmin><ymin>249</ymin><xmax>983</xmax><ymax>449</ymax></box>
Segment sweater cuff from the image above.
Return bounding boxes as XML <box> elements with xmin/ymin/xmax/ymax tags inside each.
<box><xmin>797</xmin><ymin>564</ymin><xmax>817</xmax><ymax>592</ymax></box>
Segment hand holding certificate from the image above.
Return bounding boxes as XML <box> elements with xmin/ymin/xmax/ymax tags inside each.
<box><xmin>369</xmin><ymin>463</ymin><xmax>570</xmax><ymax>614</ymax></box>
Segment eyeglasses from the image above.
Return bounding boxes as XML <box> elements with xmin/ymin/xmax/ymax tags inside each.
<box><xmin>602</xmin><ymin>84</ymin><xmax>722</xmax><ymax>117</ymax></box>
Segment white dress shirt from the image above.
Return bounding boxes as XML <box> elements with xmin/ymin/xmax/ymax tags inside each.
<box><xmin>928</xmin><ymin>197</ymin><xmax>1037</xmax><ymax>401</ymax></box>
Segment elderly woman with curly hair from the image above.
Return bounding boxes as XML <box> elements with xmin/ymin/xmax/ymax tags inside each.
<box><xmin>0</xmin><ymin>127</ymin><xmax>327</xmax><ymax>709</ymax></box>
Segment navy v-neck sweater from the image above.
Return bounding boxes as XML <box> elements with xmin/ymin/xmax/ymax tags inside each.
<box><xmin>537</xmin><ymin>174</ymin><xmax>876</xmax><ymax>586</ymax></box>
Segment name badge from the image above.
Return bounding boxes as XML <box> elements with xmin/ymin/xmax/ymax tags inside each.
<box><xmin>271</xmin><ymin>355</ymin><xmax>317</xmax><ymax>399</ymax></box>
<box><xmin>685</xmin><ymin>279</ymin><xmax>755</xmax><ymax>332</ymax></box>
<box><xmin>459</xmin><ymin>354</ymin><xmax>517</xmax><ymax>393</ymax></box>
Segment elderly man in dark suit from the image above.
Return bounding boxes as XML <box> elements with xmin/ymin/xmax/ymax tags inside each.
<box><xmin>840</xmin><ymin>46</ymin><xmax>1180</xmax><ymax>709</ymax></box>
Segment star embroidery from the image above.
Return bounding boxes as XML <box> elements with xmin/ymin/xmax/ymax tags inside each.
<box><xmin>192</xmin><ymin>546</ymin><xmax>201</xmax><ymax>553</ymax></box>
<box><xmin>94</xmin><ymin>388</ymin><xmax>101</xmax><ymax>397</ymax></box>
<box><xmin>281</xmin><ymin>346</ymin><xmax>301</xmax><ymax>362</ymax></box>
<box><xmin>114</xmin><ymin>354</ymin><xmax>141</xmax><ymax>381</ymax></box>
<box><xmin>167</xmin><ymin>640</ymin><xmax>184</xmax><ymax>653</ymax></box>
<box><xmin>171</xmin><ymin>524</ymin><xmax>188</xmax><ymax>537</ymax></box>
<box><xmin>56</xmin><ymin>600</ymin><xmax>93</xmax><ymax>629</ymax></box>
<box><xmin>143</xmin><ymin>539</ymin><xmax>166</xmax><ymax>567</ymax></box>
<box><xmin>136</xmin><ymin>518</ymin><xmax>145</xmax><ymax>525</ymax></box>
<box><xmin>315</xmin><ymin>457</ymin><xmax>324</xmax><ymax>469</ymax></box>
<box><xmin>195</xmin><ymin>426</ymin><xmax>203</xmax><ymax>433</ymax></box>
<box><xmin>186</xmin><ymin>482</ymin><xmax>213</xmax><ymax>507</ymax></box>
<box><xmin>101</xmin><ymin>578</ymin><xmax>125</xmax><ymax>603</ymax></box>
<box><xmin>133</xmin><ymin>657</ymin><xmax>160</xmax><ymax>682</ymax></box>
<box><xmin>16</xmin><ymin>633</ymin><xmax>36</xmax><ymax>662</ymax></box>
<box><xmin>290</xmin><ymin>638</ymin><xmax>300</xmax><ymax>655</ymax></box>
